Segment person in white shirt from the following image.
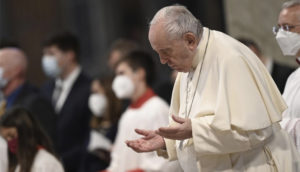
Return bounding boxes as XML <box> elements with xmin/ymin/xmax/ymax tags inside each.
<box><xmin>277</xmin><ymin>1</ymin><xmax>300</xmax><ymax>119</ymax></box>
<box><xmin>105</xmin><ymin>50</ymin><xmax>175</xmax><ymax>172</ymax></box>
<box><xmin>41</xmin><ymin>32</ymin><xmax>93</xmax><ymax>171</ymax></box>
<box><xmin>0</xmin><ymin>107</ymin><xmax>64</xmax><ymax>172</ymax></box>
<box><xmin>274</xmin><ymin>1</ymin><xmax>300</xmax><ymax>153</ymax></box>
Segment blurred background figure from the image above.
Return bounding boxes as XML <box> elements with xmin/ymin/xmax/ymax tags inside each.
<box><xmin>0</xmin><ymin>107</ymin><xmax>64</xmax><ymax>172</ymax></box>
<box><xmin>238</xmin><ymin>38</ymin><xmax>295</xmax><ymax>93</ymax></box>
<box><xmin>82</xmin><ymin>77</ymin><xmax>123</xmax><ymax>171</ymax></box>
<box><xmin>40</xmin><ymin>32</ymin><xmax>92</xmax><ymax>172</ymax></box>
<box><xmin>153</xmin><ymin>70</ymin><xmax>178</xmax><ymax>105</ymax></box>
<box><xmin>0</xmin><ymin>46</ymin><xmax>57</xmax><ymax>144</ymax></box>
<box><xmin>105</xmin><ymin>50</ymin><xmax>170</xmax><ymax>172</ymax></box>
<box><xmin>0</xmin><ymin>135</ymin><xmax>8</xmax><ymax>172</ymax></box>
<box><xmin>107</xmin><ymin>38</ymin><xmax>139</xmax><ymax>72</ymax></box>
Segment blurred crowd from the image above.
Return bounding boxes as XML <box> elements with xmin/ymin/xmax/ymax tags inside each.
<box><xmin>0</xmin><ymin>1</ymin><xmax>300</xmax><ymax>172</ymax></box>
<box><xmin>0</xmin><ymin>32</ymin><xmax>177</xmax><ymax>172</ymax></box>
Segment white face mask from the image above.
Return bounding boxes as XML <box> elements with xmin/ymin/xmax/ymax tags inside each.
<box><xmin>0</xmin><ymin>67</ymin><xmax>8</xmax><ymax>89</ymax></box>
<box><xmin>42</xmin><ymin>55</ymin><xmax>61</xmax><ymax>78</ymax></box>
<box><xmin>88</xmin><ymin>94</ymin><xmax>107</xmax><ymax>117</ymax></box>
<box><xmin>276</xmin><ymin>29</ymin><xmax>300</xmax><ymax>56</ymax></box>
<box><xmin>112</xmin><ymin>75</ymin><xmax>135</xmax><ymax>99</ymax></box>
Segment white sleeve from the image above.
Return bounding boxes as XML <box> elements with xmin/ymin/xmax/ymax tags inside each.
<box><xmin>31</xmin><ymin>150</ymin><xmax>65</xmax><ymax>172</ymax></box>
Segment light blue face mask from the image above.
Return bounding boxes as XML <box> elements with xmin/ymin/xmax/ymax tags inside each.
<box><xmin>42</xmin><ymin>55</ymin><xmax>62</xmax><ymax>78</ymax></box>
<box><xmin>0</xmin><ymin>67</ymin><xmax>8</xmax><ymax>88</ymax></box>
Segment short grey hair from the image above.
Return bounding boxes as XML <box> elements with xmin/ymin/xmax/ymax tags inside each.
<box><xmin>150</xmin><ymin>4</ymin><xmax>203</xmax><ymax>40</ymax></box>
<box><xmin>282</xmin><ymin>0</ymin><xmax>300</xmax><ymax>9</ymax></box>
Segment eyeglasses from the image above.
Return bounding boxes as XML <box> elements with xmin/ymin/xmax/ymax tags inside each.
<box><xmin>272</xmin><ymin>24</ymin><xmax>300</xmax><ymax>35</ymax></box>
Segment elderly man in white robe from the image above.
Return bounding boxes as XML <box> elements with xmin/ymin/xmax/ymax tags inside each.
<box><xmin>126</xmin><ymin>4</ymin><xmax>300</xmax><ymax>172</ymax></box>
<box><xmin>275</xmin><ymin>1</ymin><xmax>300</xmax><ymax>153</ymax></box>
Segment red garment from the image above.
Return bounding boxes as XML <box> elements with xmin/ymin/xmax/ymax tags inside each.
<box><xmin>127</xmin><ymin>169</ymin><xmax>144</xmax><ymax>172</ymax></box>
<box><xmin>129</xmin><ymin>88</ymin><xmax>156</xmax><ymax>109</ymax></box>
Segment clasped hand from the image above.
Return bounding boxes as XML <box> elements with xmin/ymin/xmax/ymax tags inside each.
<box><xmin>126</xmin><ymin>115</ymin><xmax>192</xmax><ymax>152</ymax></box>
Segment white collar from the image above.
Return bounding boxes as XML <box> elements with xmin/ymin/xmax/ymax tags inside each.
<box><xmin>55</xmin><ymin>66</ymin><xmax>81</xmax><ymax>90</ymax></box>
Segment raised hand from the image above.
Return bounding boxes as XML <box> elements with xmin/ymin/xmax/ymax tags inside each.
<box><xmin>156</xmin><ymin>115</ymin><xmax>192</xmax><ymax>140</ymax></box>
<box><xmin>126</xmin><ymin>129</ymin><xmax>165</xmax><ymax>153</ymax></box>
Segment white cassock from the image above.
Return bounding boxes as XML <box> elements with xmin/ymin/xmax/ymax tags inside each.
<box><xmin>0</xmin><ymin>136</ymin><xmax>8</xmax><ymax>172</ymax></box>
<box><xmin>280</xmin><ymin>67</ymin><xmax>300</xmax><ymax>153</ymax></box>
<box><xmin>280</xmin><ymin>118</ymin><xmax>300</xmax><ymax>153</ymax></box>
<box><xmin>15</xmin><ymin>149</ymin><xmax>64</xmax><ymax>172</ymax></box>
<box><xmin>108</xmin><ymin>94</ymin><xmax>174</xmax><ymax>172</ymax></box>
<box><xmin>158</xmin><ymin>27</ymin><xmax>300</xmax><ymax>172</ymax></box>
<box><xmin>282</xmin><ymin>67</ymin><xmax>300</xmax><ymax>118</ymax></box>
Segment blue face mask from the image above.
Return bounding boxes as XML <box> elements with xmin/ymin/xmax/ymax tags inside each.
<box><xmin>42</xmin><ymin>55</ymin><xmax>61</xmax><ymax>78</ymax></box>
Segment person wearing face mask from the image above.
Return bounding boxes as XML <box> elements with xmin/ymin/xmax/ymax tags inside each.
<box><xmin>82</xmin><ymin>77</ymin><xmax>122</xmax><ymax>172</ymax></box>
<box><xmin>103</xmin><ymin>50</ymin><xmax>177</xmax><ymax>172</ymax></box>
<box><xmin>0</xmin><ymin>107</ymin><xmax>64</xmax><ymax>172</ymax></box>
<box><xmin>273</xmin><ymin>1</ymin><xmax>300</xmax><ymax>153</ymax></box>
<box><xmin>0</xmin><ymin>45</ymin><xmax>57</xmax><ymax>148</ymax></box>
<box><xmin>275</xmin><ymin>1</ymin><xmax>300</xmax><ymax>119</ymax></box>
<box><xmin>40</xmin><ymin>32</ymin><xmax>92</xmax><ymax>172</ymax></box>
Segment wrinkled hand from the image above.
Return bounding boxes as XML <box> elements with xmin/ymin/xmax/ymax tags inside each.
<box><xmin>156</xmin><ymin>115</ymin><xmax>192</xmax><ymax>140</ymax></box>
<box><xmin>126</xmin><ymin>129</ymin><xmax>165</xmax><ymax>153</ymax></box>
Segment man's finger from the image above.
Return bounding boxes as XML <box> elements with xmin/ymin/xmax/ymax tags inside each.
<box><xmin>135</xmin><ymin>129</ymin><xmax>150</xmax><ymax>136</ymax></box>
<box><xmin>158</xmin><ymin>126</ymin><xmax>179</xmax><ymax>134</ymax></box>
<box><xmin>172</xmin><ymin>115</ymin><xmax>186</xmax><ymax>124</ymax></box>
<box><xmin>156</xmin><ymin>130</ymin><xmax>179</xmax><ymax>139</ymax></box>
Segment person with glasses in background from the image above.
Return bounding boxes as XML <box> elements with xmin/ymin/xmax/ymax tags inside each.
<box><xmin>273</xmin><ymin>0</ymin><xmax>300</xmax><ymax>153</ymax></box>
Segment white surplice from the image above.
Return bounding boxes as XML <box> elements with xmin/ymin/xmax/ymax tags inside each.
<box><xmin>282</xmin><ymin>67</ymin><xmax>300</xmax><ymax>118</ymax></box>
<box><xmin>281</xmin><ymin>67</ymin><xmax>300</xmax><ymax>153</ymax></box>
<box><xmin>108</xmin><ymin>96</ymin><xmax>170</xmax><ymax>172</ymax></box>
<box><xmin>159</xmin><ymin>27</ymin><xmax>300</xmax><ymax>172</ymax></box>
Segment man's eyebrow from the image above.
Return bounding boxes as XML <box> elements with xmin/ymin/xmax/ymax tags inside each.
<box><xmin>159</xmin><ymin>48</ymin><xmax>171</xmax><ymax>52</ymax></box>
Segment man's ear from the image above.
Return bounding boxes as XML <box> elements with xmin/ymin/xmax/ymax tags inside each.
<box><xmin>65</xmin><ymin>51</ymin><xmax>76</xmax><ymax>62</ymax></box>
<box><xmin>11</xmin><ymin>67</ymin><xmax>23</xmax><ymax>79</ymax></box>
<box><xmin>183</xmin><ymin>32</ymin><xmax>197</xmax><ymax>51</ymax></box>
<box><xmin>135</xmin><ymin>68</ymin><xmax>146</xmax><ymax>82</ymax></box>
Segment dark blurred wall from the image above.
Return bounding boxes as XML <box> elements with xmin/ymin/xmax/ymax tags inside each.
<box><xmin>0</xmin><ymin>0</ymin><xmax>63</xmax><ymax>86</ymax></box>
<box><xmin>0</xmin><ymin>0</ymin><xmax>225</xmax><ymax>86</ymax></box>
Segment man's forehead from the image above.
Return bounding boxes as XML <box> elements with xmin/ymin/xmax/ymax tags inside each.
<box><xmin>279</xmin><ymin>5</ymin><xmax>300</xmax><ymax>24</ymax></box>
<box><xmin>149</xmin><ymin>25</ymin><xmax>173</xmax><ymax>51</ymax></box>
